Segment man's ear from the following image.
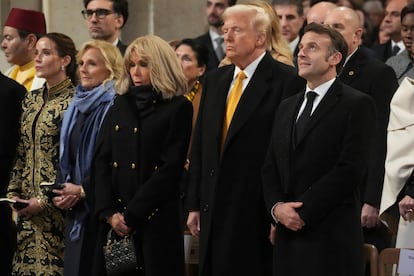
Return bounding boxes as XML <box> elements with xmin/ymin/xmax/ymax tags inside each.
<box><xmin>256</xmin><ymin>32</ymin><xmax>266</xmax><ymax>47</ymax></box>
<box><xmin>26</xmin><ymin>34</ymin><xmax>37</xmax><ymax>50</ymax></box>
<box><xmin>115</xmin><ymin>15</ymin><xmax>124</xmax><ymax>29</ymax></box>
<box><xmin>330</xmin><ymin>51</ymin><xmax>342</xmax><ymax>67</ymax></box>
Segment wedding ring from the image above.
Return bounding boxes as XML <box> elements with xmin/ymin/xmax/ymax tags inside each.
<box><xmin>408</xmin><ymin>208</ymin><xmax>413</xmax><ymax>213</ymax></box>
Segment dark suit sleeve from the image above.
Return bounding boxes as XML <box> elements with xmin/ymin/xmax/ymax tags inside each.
<box><xmin>297</xmin><ymin>94</ymin><xmax>377</xmax><ymax>227</ymax></box>
<box><xmin>185</xmin><ymin>76</ymin><xmax>208</xmax><ymax>212</ymax></box>
<box><xmin>0</xmin><ymin>77</ymin><xmax>25</xmax><ymax>194</ymax></box>
<box><xmin>94</xmin><ymin>108</ymin><xmax>117</xmax><ymax>221</ymax></box>
<box><xmin>364</xmin><ymin>66</ymin><xmax>398</xmax><ymax>207</ymax></box>
<box><xmin>262</xmin><ymin>107</ymin><xmax>288</xmax><ymax>215</ymax></box>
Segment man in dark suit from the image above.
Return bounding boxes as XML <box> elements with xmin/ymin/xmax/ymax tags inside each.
<box><xmin>82</xmin><ymin>0</ymin><xmax>129</xmax><ymax>55</ymax></box>
<box><xmin>195</xmin><ymin>0</ymin><xmax>237</xmax><ymax>71</ymax></box>
<box><xmin>262</xmin><ymin>23</ymin><xmax>376</xmax><ymax>276</ymax></box>
<box><xmin>186</xmin><ymin>4</ymin><xmax>304</xmax><ymax>276</ymax></box>
<box><xmin>0</xmin><ymin>73</ymin><xmax>26</xmax><ymax>275</ymax></box>
<box><xmin>325</xmin><ymin>6</ymin><xmax>398</xmax><ymax>252</ymax></box>
<box><xmin>372</xmin><ymin>0</ymin><xmax>407</xmax><ymax>61</ymax></box>
<box><xmin>272</xmin><ymin>0</ymin><xmax>305</xmax><ymax>66</ymax></box>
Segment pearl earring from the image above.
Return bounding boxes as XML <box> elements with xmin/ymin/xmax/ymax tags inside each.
<box><xmin>61</xmin><ymin>65</ymin><xmax>65</xmax><ymax>71</ymax></box>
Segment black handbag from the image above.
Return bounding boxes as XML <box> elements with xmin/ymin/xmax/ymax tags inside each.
<box><xmin>103</xmin><ymin>229</ymin><xmax>137</xmax><ymax>276</ymax></box>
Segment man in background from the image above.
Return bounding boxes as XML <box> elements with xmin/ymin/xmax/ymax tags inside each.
<box><xmin>82</xmin><ymin>0</ymin><xmax>129</xmax><ymax>55</ymax></box>
<box><xmin>1</xmin><ymin>8</ymin><xmax>46</xmax><ymax>91</ymax></box>
<box><xmin>272</xmin><ymin>0</ymin><xmax>305</xmax><ymax>66</ymax></box>
<box><xmin>195</xmin><ymin>0</ymin><xmax>237</xmax><ymax>71</ymax></box>
<box><xmin>372</xmin><ymin>0</ymin><xmax>408</xmax><ymax>61</ymax></box>
<box><xmin>325</xmin><ymin>6</ymin><xmax>398</xmax><ymax>253</ymax></box>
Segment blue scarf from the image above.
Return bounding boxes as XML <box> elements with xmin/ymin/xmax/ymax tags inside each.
<box><xmin>60</xmin><ymin>80</ymin><xmax>116</xmax><ymax>241</ymax></box>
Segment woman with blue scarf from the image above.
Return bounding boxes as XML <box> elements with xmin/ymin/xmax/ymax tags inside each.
<box><xmin>94</xmin><ymin>35</ymin><xmax>192</xmax><ymax>275</ymax></box>
<box><xmin>52</xmin><ymin>40</ymin><xmax>129</xmax><ymax>276</ymax></box>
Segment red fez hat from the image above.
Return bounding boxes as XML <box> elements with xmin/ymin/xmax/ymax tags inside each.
<box><xmin>4</xmin><ymin>8</ymin><xmax>46</xmax><ymax>34</ymax></box>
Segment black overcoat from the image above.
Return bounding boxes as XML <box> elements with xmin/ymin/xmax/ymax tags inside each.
<box><xmin>94</xmin><ymin>87</ymin><xmax>193</xmax><ymax>276</ymax></box>
<box><xmin>262</xmin><ymin>80</ymin><xmax>376</xmax><ymax>276</ymax></box>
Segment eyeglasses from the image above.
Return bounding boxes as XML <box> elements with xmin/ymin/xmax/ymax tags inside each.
<box><xmin>81</xmin><ymin>9</ymin><xmax>115</xmax><ymax>20</ymax></box>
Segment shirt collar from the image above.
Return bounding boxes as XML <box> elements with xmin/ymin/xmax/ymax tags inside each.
<box><xmin>289</xmin><ymin>36</ymin><xmax>300</xmax><ymax>53</ymax></box>
<box><xmin>232</xmin><ymin>52</ymin><xmax>266</xmax><ymax>81</ymax></box>
<box><xmin>305</xmin><ymin>77</ymin><xmax>336</xmax><ymax>99</ymax></box>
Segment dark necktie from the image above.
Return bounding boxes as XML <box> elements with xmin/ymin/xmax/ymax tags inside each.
<box><xmin>214</xmin><ymin>37</ymin><xmax>225</xmax><ymax>60</ymax></box>
<box><xmin>392</xmin><ymin>45</ymin><xmax>400</xmax><ymax>56</ymax></box>
<box><xmin>295</xmin><ymin>91</ymin><xmax>317</xmax><ymax>143</ymax></box>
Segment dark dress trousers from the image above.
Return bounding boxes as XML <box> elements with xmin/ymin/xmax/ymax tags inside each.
<box><xmin>94</xmin><ymin>87</ymin><xmax>193</xmax><ymax>276</ymax></box>
<box><xmin>339</xmin><ymin>46</ymin><xmax>398</xmax><ymax>250</ymax></box>
<box><xmin>186</xmin><ymin>52</ymin><xmax>305</xmax><ymax>276</ymax></box>
<box><xmin>195</xmin><ymin>32</ymin><xmax>220</xmax><ymax>71</ymax></box>
<box><xmin>262</xmin><ymin>80</ymin><xmax>376</xmax><ymax>276</ymax></box>
<box><xmin>0</xmin><ymin>73</ymin><xmax>25</xmax><ymax>275</ymax></box>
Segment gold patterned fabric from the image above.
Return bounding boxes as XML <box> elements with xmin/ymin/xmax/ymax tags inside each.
<box><xmin>7</xmin><ymin>78</ymin><xmax>74</xmax><ymax>276</ymax></box>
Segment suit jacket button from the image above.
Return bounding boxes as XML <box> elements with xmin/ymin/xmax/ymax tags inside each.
<box><xmin>114</xmin><ymin>125</ymin><xmax>120</xmax><ymax>132</ymax></box>
<box><xmin>209</xmin><ymin>170</ymin><xmax>215</xmax><ymax>176</ymax></box>
<box><xmin>113</xmin><ymin>161</ymin><xmax>118</xmax><ymax>168</ymax></box>
<box><xmin>203</xmin><ymin>204</ymin><xmax>209</xmax><ymax>212</ymax></box>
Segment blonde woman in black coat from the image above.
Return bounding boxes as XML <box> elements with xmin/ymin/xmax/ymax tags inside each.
<box><xmin>94</xmin><ymin>35</ymin><xmax>192</xmax><ymax>276</ymax></box>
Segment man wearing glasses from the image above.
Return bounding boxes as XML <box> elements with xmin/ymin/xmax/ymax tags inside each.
<box><xmin>82</xmin><ymin>0</ymin><xmax>129</xmax><ymax>55</ymax></box>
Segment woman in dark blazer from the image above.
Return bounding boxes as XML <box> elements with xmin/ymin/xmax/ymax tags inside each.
<box><xmin>94</xmin><ymin>35</ymin><xmax>192</xmax><ymax>276</ymax></box>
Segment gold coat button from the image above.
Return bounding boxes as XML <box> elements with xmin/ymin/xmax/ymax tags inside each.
<box><xmin>131</xmin><ymin>163</ymin><xmax>136</xmax><ymax>169</ymax></box>
<box><xmin>133</xmin><ymin>127</ymin><xmax>138</xmax><ymax>133</ymax></box>
<box><xmin>113</xmin><ymin>161</ymin><xmax>118</xmax><ymax>168</ymax></box>
<box><xmin>114</xmin><ymin>125</ymin><xmax>120</xmax><ymax>131</ymax></box>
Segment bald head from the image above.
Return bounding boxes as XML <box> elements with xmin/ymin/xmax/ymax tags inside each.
<box><xmin>325</xmin><ymin>6</ymin><xmax>363</xmax><ymax>54</ymax></box>
<box><xmin>307</xmin><ymin>1</ymin><xmax>337</xmax><ymax>24</ymax></box>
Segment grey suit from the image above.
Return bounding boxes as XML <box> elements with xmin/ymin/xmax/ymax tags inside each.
<box><xmin>386</xmin><ymin>50</ymin><xmax>414</xmax><ymax>84</ymax></box>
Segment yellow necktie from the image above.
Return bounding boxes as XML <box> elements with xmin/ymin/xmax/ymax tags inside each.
<box><xmin>222</xmin><ymin>71</ymin><xmax>246</xmax><ymax>142</ymax></box>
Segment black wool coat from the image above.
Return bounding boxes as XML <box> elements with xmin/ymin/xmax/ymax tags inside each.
<box><xmin>262</xmin><ymin>80</ymin><xmax>376</xmax><ymax>276</ymax></box>
<box><xmin>94</xmin><ymin>87</ymin><xmax>193</xmax><ymax>276</ymax></box>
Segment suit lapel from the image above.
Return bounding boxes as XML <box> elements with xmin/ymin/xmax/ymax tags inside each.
<box><xmin>222</xmin><ymin>53</ymin><xmax>273</xmax><ymax>150</ymax></box>
<box><xmin>339</xmin><ymin>48</ymin><xmax>364</xmax><ymax>85</ymax></box>
<box><xmin>295</xmin><ymin>80</ymin><xmax>342</xmax><ymax>146</ymax></box>
<box><xmin>208</xmin><ymin>66</ymin><xmax>234</xmax><ymax>151</ymax></box>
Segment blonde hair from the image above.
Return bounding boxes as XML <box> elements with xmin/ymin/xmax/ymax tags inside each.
<box><xmin>124</xmin><ymin>35</ymin><xmax>188</xmax><ymax>99</ymax></box>
<box><xmin>248</xmin><ymin>0</ymin><xmax>293</xmax><ymax>66</ymax></box>
<box><xmin>223</xmin><ymin>4</ymin><xmax>271</xmax><ymax>50</ymax></box>
<box><xmin>77</xmin><ymin>40</ymin><xmax>129</xmax><ymax>94</ymax></box>
<box><xmin>219</xmin><ymin>2</ymin><xmax>293</xmax><ymax>67</ymax></box>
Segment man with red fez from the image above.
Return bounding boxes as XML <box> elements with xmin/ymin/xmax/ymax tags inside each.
<box><xmin>1</xmin><ymin>8</ymin><xmax>46</xmax><ymax>91</ymax></box>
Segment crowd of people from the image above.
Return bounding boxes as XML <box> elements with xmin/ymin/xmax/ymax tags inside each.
<box><xmin>0</xmin><ymin>0</ymin><xmax>414</xmax><ymax>275</ymax></box>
